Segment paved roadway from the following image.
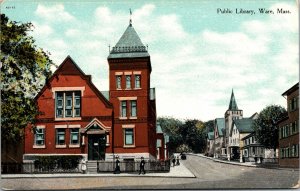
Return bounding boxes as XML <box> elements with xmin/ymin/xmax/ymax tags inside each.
<box><xmin>2</xmin><ymin>155</ymin><xmax>299</xmax><ymax>190</ymax></box>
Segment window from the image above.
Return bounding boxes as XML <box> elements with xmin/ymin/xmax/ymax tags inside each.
<box><xmin>35</xmin><ymin>128</ymin><xmax>45</xmax><ymax>146</ymax></box>
<box><xmin>130</xmin><ymin>100</ymin><xmax>137</xmax><ymax>117</ymax></box>
<box><xmin>55</xmin><ymin>91</ymin><xmax>81</xmax><ymax>118</ymax></box>
<box><xmin>121</xmin><ymin>101</ymin><xmax>127</xmax><ymax>117</ymax></box>
<box><xmin>126</xmin><ymin>75</ymin><xmax>131</xmax><ymax>89</ymax></box>
<box><xmin>116</xmin><ymin>76</ymin><xmax>121</xmax><ymax>89</ymax></box>
<box><xmin>244</xmin><ymin>149</ymin><xmax>248</xmax><ymax>157</ymax></box>
<box><xmin>124</xmin><ymin>128</ymin><xmax>134</xmax><ymax>145</ymax></box>
<box><xmin>290</xmin><ymin>96</ymin><xmax>299</xmax><ymax>111</ymax></box>
<box><xmin>56</xmin><ymin>129</ymin><xmax>65</xmax><ymax>145</ymax></box>
<box><xmin>70</xmin><ymin>129</ymin><xmax>79</xmax><ymax>145</ymax></box>
<box><xmin>65</xmin><ymin>92</ymin><xmax>73</xmax><ymax>117</ymax></box>
<box><xmin>135</xmin><ymin>75</ymin><xmax>141</xmax><ymax>88</ymax></box>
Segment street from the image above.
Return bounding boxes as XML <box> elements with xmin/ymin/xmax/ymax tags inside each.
<box><xmin>2</xmin><ymin>155</ymin><xmax>299</xmax><ymax>190</ymax></box>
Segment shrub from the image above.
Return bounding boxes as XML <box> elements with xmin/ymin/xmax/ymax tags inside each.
<box><xmin>34</xmin><ymin>155</ymin><xmax>83</xmax><ymax>170</ymax></box>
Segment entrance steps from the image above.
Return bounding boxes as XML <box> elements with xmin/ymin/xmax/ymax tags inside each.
<box><xmin>87</xmin><ymin>161</ymin><xmax>98</xmax><ymax>174</ymax></box>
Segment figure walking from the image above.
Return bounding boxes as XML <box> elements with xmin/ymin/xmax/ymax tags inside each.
<box><xmin>176</xmin><ymin>156</ymin><xmax>180</xmax><ymax>166</ymax></box>
<box><xmin>172</xmin><ymin>157</ymin><xmax>176</xmax><ymax>167</ymax></box>
<box><xmin>114</xmin><ymin>155</ymin><xmax>121</xmax><ymax>174</ymax></box>
<box><xmin>139</xmin><ymin>157</ymin><xmax>146</xmax><ymax>175</ymax></box>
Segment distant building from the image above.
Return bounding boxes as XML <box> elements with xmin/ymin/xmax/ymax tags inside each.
<box><xmin>278</xmin><ymin>82</ymin><xmax>299</xmax><ymax>168</ymax></box>
<box><xmin>156</xmin><ymin>123</ymin><xmax>169</xmax><ymax>160</ymax></box>
<box><xmin>241</xmin><ymin>132</ymin><xmax>265</xmax><ymax>163</ymax></box>
<box><xmin>213</xmin><ymin>118</ymin><xmax>226</xmax><ymax>159</ymax></box>
<box><xmin>206</xmin><ymin>132</ymin><xmax>214</xmax><ymax>157</ymax></box>
<box><xmin>229</xmin><ymin>118</ymin><xmax>255</xmax><ymax>161</ymax></box>
<box><xmin>224</xmin><ymin>90</ymin><xmax>243</xmax><ymax>160</ymax></box>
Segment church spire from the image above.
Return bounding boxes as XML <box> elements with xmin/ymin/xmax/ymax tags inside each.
<box><xmin>228</xmin><ymin>89</ymin><xmax>238</xmax><ymax>110</ymax></box>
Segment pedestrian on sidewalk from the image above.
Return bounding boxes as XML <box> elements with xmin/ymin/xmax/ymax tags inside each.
<box><xmin>114</xmin><ymin>155</ymin><xmax>121</xmax><ymax>174</ymax></box>
<box><xmin>139</xmin><ymin>157</ymin><xmax>146</xmax><ymax>175</ymax></box>
<box><xmin>176</xmin><ymin>156</ymin><xmax>180</xmax><ymax>166</ymax></box>
<box><xmin>172</xmin><ymin>157</ymin><xmax>176</xmax><ymax>167</ymax></box>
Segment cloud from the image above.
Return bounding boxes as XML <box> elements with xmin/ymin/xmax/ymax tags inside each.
<box><xmin>31</xmin><ymin>21</ymin><xmax>53</xmax><ymax>37</ymax></box>
<box><xmin>28</xmin><ymin>2</ymin><xmax>297</xmax><ymax>121</ymax></box>
<box><xmin>35</xmin><ymin>4</ymin><xmax>75</xmax><ymax>22</ymax></box>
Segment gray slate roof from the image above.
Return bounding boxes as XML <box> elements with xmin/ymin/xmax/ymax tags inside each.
<box><xmin>108</xmin><ymin>24</ymin><xmax>150</xmax><ymax>59</ymax></box>
<box><xmin>207</xmin><ymin>132</ymin><xmax>214</xmax><ymax>140</ymax></box>
<box><xmin>228</xmin><ymin>89</ymin><xmax>238</xmax><ymax>110</ymax></box>
<box><xmin>215</xmin><ymin>118</ymin><xmax>225</xmax><ymax>136</ymax></box>
<box><xmin>156</xmin><ymin>123</ymin><xmax>163</xmax><ymax>134</ymax></box>
<box><xmin>100</xmin><ymin>91</ymin><xmax>110</xmax><ymax>100</ymax></box>
<box><xmin>232</xmin><ymin>118</ymin><xmax>254</xmax><ymax>134</ymax></box>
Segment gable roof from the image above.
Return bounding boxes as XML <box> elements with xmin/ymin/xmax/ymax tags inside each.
<box><xmin>35</xmin><ymin>56</ymin><xmax>112</xmax><ymax>108</ymax></box>
<box><xmin>156</xmin><ymin>123</ymin><xmax>163</xmax><ymax>134</ymax></box>
<box><xmin>282</xmin><ymin>82</ymin><xmax>299</xmax><ymax>96</ymax></box>
<box><xmin>231</xmin><ymin>118</ymin><xmax>254</xmax><ymax>135</ymax></box>
<box><xmin>108</xmin><ymin>24</ymin><xmax>150</xmax><ymax>59</ymax></box>
<box><xmin>215</xmin><ymin>118</ymin><xmax>225</xmax><ymax>136</ymax></box>
<box><xmin>228</xmin><ymin>89</ymin><xmax>238</xmax><ymax>110</ymax></box>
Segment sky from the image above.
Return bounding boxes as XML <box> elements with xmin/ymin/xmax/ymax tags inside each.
<box><xmin>2</xmin><ymin>0</ymin><xmax>299</xmax><ymax>121</ymax></box>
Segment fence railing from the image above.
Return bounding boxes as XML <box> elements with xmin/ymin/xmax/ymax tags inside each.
<box><xmin>2</xmin><ymin>160</ymin><xmax>170</xmax><ymax>174</ymax></box>
<box><xmin>1</xmin><ymin>163</ymin><xmax>81</xmax><ymax>174</ymax></box>
<box><xmin>97</xmin><ymin>160</ymin><xmax>170</xmax><ymax>173</ymax></box>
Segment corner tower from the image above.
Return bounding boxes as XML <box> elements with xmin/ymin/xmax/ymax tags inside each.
<box><xmin>107</xmin><ymin>21</ymin><xmax>156</xmax><ymax>161</ymax></box>
<box><xmin>224</xmin><ymin>89</ymin><xmax>243</xmax><ymax>159</ymax></box>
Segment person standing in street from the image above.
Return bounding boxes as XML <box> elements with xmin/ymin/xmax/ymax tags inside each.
<box><xmin>139</xmin><ymin>157</ymin><xmax>146</xmax><ymax>175</ymax></box>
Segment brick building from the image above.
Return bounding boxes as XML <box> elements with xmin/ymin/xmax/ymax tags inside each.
<box><xmin>24</xmin><ymin>21</ymin><xmax>158</xmax><ymax>162</ymax></box>
<box><xmin>278</xmin><ymin>82</ymin><xmax>299</xmax><ymax>168</ymax></box>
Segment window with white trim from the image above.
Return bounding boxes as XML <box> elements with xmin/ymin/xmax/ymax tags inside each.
<box><xmin>55</xmin><ymin>91</ymin><xmax>81</xmax><ymax>118</ymax></box>
<box><xmin>121</xmin><ymin>101</ymin><xmax>127</xmax><ymax>117</ymax></box>
<box><xmin>56</xmin><ymin>128</ymin><xmax>66</xmax><ymax>145</ymax></box>
<box><xmin>135</xmin><ymin>75</ymin><xmax>141</xmax><ymax>88</ymax></box>
<box><xmin>70</xmin><ymin>128</ymin><xmax>79</xmax><ymax>145</ymax></box>
<box><xmin>35</xmin><ymin>128</ymin><xmax>45</xmax><ymax>146</ymax></box>
<box><xmin>126</xmin><ymin>75</ymin><xmax>131</xmax><ymax>89</ymax></box>
<box><xmin>116</xmin><ymin>75</ymin><xmax>121</xmax><ymax>89</ymax></box>
<box><xmin>124</xmin><ymin>128</ymin><xmax>134</xmax><ymax>145</ymax></box>
<box><xmin>130</xmin><ymin>100</ymin><xmax>137</xmax><ymax>117</ymax></box>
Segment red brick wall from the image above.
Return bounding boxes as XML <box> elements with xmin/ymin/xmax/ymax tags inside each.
<box><xmin>278</xmin><ymin>84</ymin><xmax>299</xmax><ymax>168</ymax></box>
<box><xmin>108</xmin><ymin>57</ymin><xmax>156</xmax><ymax>158</ymax></box>
<box><xmin>24</xmin><ymin>59</ymin><xmax>113</xmax><ymax>156</ymax></box>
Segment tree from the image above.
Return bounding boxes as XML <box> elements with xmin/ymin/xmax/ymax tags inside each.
<box><xmin>252</xmin><ymin>105</ymin><xmax>287</xmax><ymax>156</ymax></box>
<box><xmin>1</xmin><ymin>14</ymin><xmax>54</xmax><ymax>144</ymax></box>
<box><xmin>157</xmin><ymin>117</ymin><xmax>183</xmax><ymax>153</ymax></box>
<box><xmin>204</xmin><ymin>120</ymin><xmax>214</xmax><ymax>133</ymax></box>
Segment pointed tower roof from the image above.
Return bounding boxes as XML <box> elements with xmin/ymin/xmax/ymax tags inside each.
<box><xmin>228</xmin><ymin>89</ymin><xmax>238</xmax><ymax>110</ymax></box>
<box><xmin>108</xmin><ymin>23</ymin><xmax>150</xmax><ymax>59</ymax></box>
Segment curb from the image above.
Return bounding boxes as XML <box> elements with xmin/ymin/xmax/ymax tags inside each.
<box><xmin>187</xmin><ymin>153</ymin><xmax>258</xmax><ymax>167</ymax></box>
<box><xmin>187</xmin><ymin>153</ymin><xmax>299</xmax><ymax>171</ymax></box>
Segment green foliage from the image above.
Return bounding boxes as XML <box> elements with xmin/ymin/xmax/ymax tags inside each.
<box><xmin>253</xmin><ymin>105</ymin><xmax>287</xmax><ymax>153</ymax></box>
<box><xmin>204</xmin><ymin>120</ymin><xmax>214</xmax><ymax>133</ymax></box>
<box><xmin>158</xmin><ymin>117</ymin><xmax>209</xmax><ymax>153</ymax></box>
<box><xmin>157</xmin><ymin>117</ymin><xmax>184</xmax><ymax>153</ymax></box>
<box><xmin>1</xmin><ymin>14</ymin><xmax>54</xmax><ymax>143</ymax></box>
<box><xmin>34</xmin><ymin>156</ymin><xmax>83</xmax><ymax>170</ymax></box>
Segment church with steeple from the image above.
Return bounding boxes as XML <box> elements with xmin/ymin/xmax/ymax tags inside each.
<box><xmin>224</xmin><ymin>90</ymin><xmax>243</xmax><ymax>160</ymax></box>
<box><xmin>212</xmin><ymin>90</ymin><xmax>260</xmax><ymax>161</ymax></box>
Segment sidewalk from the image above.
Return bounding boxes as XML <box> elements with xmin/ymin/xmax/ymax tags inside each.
<box><xmin>189</xmin><ymin>153</ymin><xmax>299</xmax><ymax>171</ymax></box>
<box><xmin>191</xmin><ymin>153</ymin><xmax>258</xmax><ymax>167</ymax></box>
<box><xmin>1</xmin><ymin>162</ymin><xmax>195</xmax><ymax>179</ymax></box>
